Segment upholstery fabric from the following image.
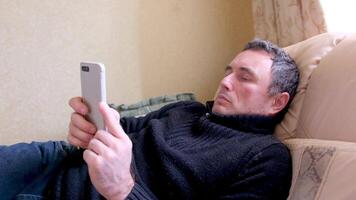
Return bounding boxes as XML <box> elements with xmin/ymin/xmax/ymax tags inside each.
<box><xmin>285</xmin><ymin>138</ymin><xmax>356</xmax><ymax>200</ymax></box>
<box><xmin>110</xmin><ymin>93</ymin><xmax>195</xmax><ymax>117</ymax></box>
<box><xmin>295</xmin><ymin>34</ymin><xmax>356</xmax><ymax>142</ymax></box>
<box><xmin>274</xmin><ymin>33</ymin><xmax>348</xmax><ymax>140</ymax></box>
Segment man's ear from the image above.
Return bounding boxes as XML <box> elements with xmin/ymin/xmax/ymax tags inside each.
<box><xmin>270</xmin><ymin>92</ymin><xmax>290</xmax><ymax>115</ymax></box>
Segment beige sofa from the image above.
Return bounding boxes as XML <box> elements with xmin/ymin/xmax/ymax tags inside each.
<box><xmin>274</xmin><ymin>32</ymin><xmax>356</xmax><ymax>200</ymax></box>
<box><xmin>2</xmin><ymin>32</ymin><xmax>354</xmax><ymax>199</ymax></box>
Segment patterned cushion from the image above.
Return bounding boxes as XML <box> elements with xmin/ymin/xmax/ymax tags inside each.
<box><xmin>285</xmin><ymin>138</ymin><xmax>356</xmax><ymax>200</ymax></box>
<box><xmin>109</xmin><ymin>93</ymin><xmax>196</xmax><ymax>117</ymax></box>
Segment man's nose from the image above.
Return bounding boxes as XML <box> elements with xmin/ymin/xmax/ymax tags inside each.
<box><xmin>221</xmin><ymin>74</ymin><xmax>234</xmax><ymax>91</ymax></box>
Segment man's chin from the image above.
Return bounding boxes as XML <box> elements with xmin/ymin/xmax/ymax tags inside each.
<box><xmin>212</xmin><ymin>104</ymin><xmax>231</xmax><ymax>115</ymax></box>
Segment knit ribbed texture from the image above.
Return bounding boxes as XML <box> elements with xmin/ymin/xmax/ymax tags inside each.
<box><xmin>44</xmin><ymin>101</ymin><xmax>291</xmax><ymax>200</ymax></box>
<box><xmin>122</xmin><ymin>101</ymin><xmax>292</xmax><ymax>199</ymax></box>
<box><xmin>126</xmin><ymin>184</ymin><xmax>157</xmax><ymax>200</ymax></box>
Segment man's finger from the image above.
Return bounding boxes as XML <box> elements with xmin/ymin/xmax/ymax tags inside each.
<box><xmin>99</xmin><ymin>102</ymin><xmax>125</xmax><ymax>138</ymax></box>
<box><xmin>83</xmin><ymin>149</ymin><xmax>99</xmax><ymax>165</ymax></box>
<box><xmin>71</xmin><ymin>113</ymin><xmax>97</xmax><ymax>134</ymax></box>
<box><xmin>88</xmin><ymin>138</ymin><xmax>108</xmax><ymax>156</ymax></box>
<box><xmin>110</xmin><ymin>108</ymin><xmax>121</xmax><ymax>121</ymax></box>
<box><xmin>68</xmin><ymin>134</ymin><xmax>88</xmax><ymax>149</ymax></box>
<box><xmin>95</xmin><ymin>130</ymin><xmax>116</xmax><ymax>148</ymax></box>
<box><xmin>69</xmin><ymin>97</ymin><xmax>89</xmax><ymax>115</ymax></box>
<box><xmin>69</xmin><ymin>122</ymin><xmax>94</xmax><ymax>143</ymax></box>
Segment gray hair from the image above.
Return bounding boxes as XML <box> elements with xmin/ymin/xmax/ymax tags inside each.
<box><xmin>243</xmin><ymin>39</ymin><xmax>299</xmax><ymax>114</ymax></box>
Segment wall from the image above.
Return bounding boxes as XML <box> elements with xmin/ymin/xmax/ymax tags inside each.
<box><xmin>139</xmin><ymin>0</ymin><xmax>254</xmax><ymax>102</ymax></box>
<box><xmin>0</xmin><ymin>0</ymin><xmax>254</xmax><ymax>144</ymax></box>
<box><xmin>0</xmin><ymin>1</ymin><xmax>143</xmax><ymax>144</ymax></box>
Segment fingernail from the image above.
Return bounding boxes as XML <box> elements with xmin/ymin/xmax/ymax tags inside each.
<box><xmin>100</xmin><ymin>102</ymin><xmax>107</xmax><ymax>108</ymax></box>
<box><xmin>80</xmin><ymin>108</ymin><xmax>86</xmax><ymax>115</ymax></box>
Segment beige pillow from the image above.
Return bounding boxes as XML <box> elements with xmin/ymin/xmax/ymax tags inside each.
<box><xmin>274</xmin><ymin>33</ymin><xmax>349</xmax><ymax>140</ymax></box>
<box><xmin>285</xmin><ymin>138</ymin><xmax>356</xmax><ymax>200</ymax></box>
<box><xmin>295</xmin><ymin>33</ymin><xmax>356</xmax><ymax>142</ymax></box>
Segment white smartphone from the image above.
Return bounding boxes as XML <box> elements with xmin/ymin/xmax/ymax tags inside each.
<box><xmin>80</xmin><ymin>62</ymin><xmax>107</xmax><ymax>130</ymax></box>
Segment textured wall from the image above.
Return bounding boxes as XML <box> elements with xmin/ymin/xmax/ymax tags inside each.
<box><xmin>0</xmin><ymin>1</ymin><xmax>142</xmax><ymax>144</ymax></box>
<box><xmin>0</xmin><ymin>0</ymin><xmax>254</xmax><ymax>144</ymax></box>
<box><xmin>139</xmin><ymin>0</ymin><xmax>254</xmax><ymax>102</ymax></box>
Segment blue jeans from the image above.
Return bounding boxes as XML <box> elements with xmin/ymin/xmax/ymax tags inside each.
<box><xmin>0</xmin><ymin>141</ymin><xmax>74</xmax><ymax>200</ymax></box>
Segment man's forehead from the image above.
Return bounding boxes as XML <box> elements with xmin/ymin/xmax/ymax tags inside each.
<box><xmin>230</xmin><ymin>49</ymin><xmax>273</xmax><ymax>69</ymax></box>
<box><xmin>226</xmin><ymin>64</ymin><xmax>256</xmax><ymax>75</ymax></box>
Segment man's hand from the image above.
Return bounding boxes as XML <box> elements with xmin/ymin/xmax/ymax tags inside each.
<box><xmin>68</xmin><ymin>97</ymin><xmax>97</xmax><ymax>148</ymax></box>
<box><xmin>84</xmin><ymin>102</ymin><xmax>134</xmax><ymax>200</ymax></box>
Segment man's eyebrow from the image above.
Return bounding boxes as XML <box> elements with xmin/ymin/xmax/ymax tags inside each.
<box><xmin>239</xmin><ymin>66</ymin><xmax>255</xmax><ymax>75</ymax></box>
<box><xmin>225</xmin><ymin>65</ymin><xmax>232</xmax><ymax>71</ymax></box>
<box><xmin>225</xmin><ymin>65</ymin><xmax>257</xmax><ymax>78</ymax></box>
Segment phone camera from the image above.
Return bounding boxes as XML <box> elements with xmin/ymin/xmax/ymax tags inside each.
<box><xmin>82</xmin><ymin>66</ymin><xmax>89</xmax><ymax>72</ymax></box>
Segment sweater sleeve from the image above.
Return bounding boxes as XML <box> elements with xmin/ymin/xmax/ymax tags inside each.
<box><xmin>120</xmin><ymin>101</ymin><xmax>198</xmax><ymax>133</ymax></box>
<box><xmin>218</xmin><ymin>143</ymin><xmax>292</xmax><ymax>200</ymax></box>
<box><xmin>125</xmin><ymin>183</ymin><xmax>158</xmax><ymax>200</ymax></box>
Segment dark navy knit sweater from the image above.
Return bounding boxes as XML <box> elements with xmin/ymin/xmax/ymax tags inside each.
<box><xmin>45</xmin><ymin>101</ymin><xmax>291</xmax><ymax>200</ymax></box>
<box><xmin>122</xmin><ymin>101</ymin><xmax>292</xmax><ymax>200</ymax></box>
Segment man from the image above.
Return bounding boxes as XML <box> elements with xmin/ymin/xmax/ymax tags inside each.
<box><xmin>0</xmin><ymin>39</ymin><xmax>299</xmax><ymax>200</ymax></box>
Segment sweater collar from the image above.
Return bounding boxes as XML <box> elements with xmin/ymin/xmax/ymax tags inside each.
<box><xmin>205</xmin><ymin>101</ymin><xmax>281</xmax><ymax>135</ymax></box>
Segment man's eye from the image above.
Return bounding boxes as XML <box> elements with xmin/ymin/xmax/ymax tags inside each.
<box><xmin>239</xmin><ymin>75</ymin><xmax>250</xmax><ymax>81</ymax></box>
<box><xmin>224</xmin><ymin>70</ymin><xmax>232</xmax><ymax>76</ymax></box>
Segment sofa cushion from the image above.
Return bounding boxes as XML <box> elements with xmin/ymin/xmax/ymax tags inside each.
<box><xmin>274</xmin><ymin>33</ymin><xmax>348</xmax><ymax>140</ymax></box>
<box><xmin>285</xmin><ymin>138</ymin><xmax>356</xmax><ymax>200</ymax></box>
<box><xmin>295</xmin><ymin>33</ymin><xmax>356</xmax><ymax>142</ymax></box>
<box><xmin>110</xmin><ymin>93</ymin><xmax>196</xmax><ymax>117</ymax></box>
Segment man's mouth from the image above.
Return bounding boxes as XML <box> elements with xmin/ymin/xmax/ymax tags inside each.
<box><xmin>216</xmin><ymin>94</ymin><xmax>231</xmax><ymax>104</ymax></box>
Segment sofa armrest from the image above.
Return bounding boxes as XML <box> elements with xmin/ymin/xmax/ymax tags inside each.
<box><xmin>284</xmin><ymin>138</ymin><xmax>356</xmax><ymax>200</ymax></box>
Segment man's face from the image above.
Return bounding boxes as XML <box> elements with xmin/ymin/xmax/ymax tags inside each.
<box><xmin>212</xmin><ymin>49</ymin><xmax>276</xmax><ymax>116</ymax></box>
